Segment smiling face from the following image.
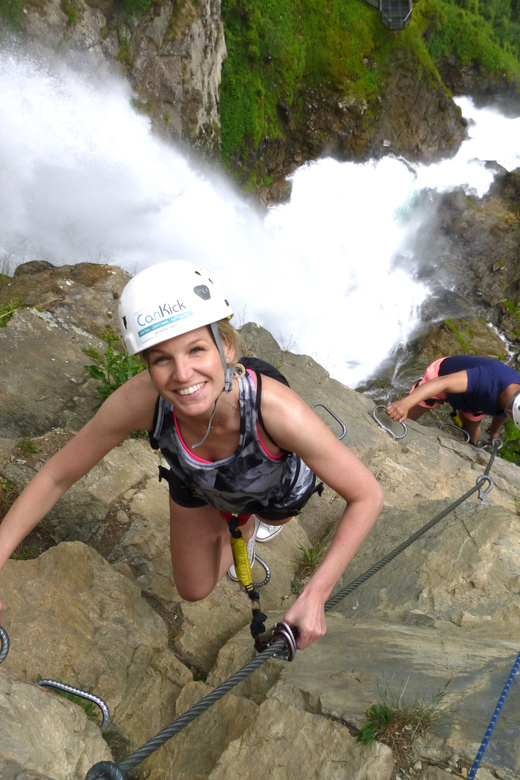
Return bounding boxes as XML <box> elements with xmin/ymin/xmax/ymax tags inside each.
<box><xmin>146</xmin><ymin>325</ymin><xmax>235</xmax><ymax>417</ymax></box>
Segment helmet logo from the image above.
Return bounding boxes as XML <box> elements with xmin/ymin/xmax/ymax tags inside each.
<box><xmin>194</xmin><ymin>284</ymin><xmax>211</xmax><ymax>301</ymax></box>
<box><xmin>134</xmin><ymin>301</ymin><xmax>193</xmax><ymax>344</ymax></box>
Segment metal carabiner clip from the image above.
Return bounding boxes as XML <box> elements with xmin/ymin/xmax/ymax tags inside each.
<box><xmin>476</xmin><ymin>474</ymin><xmax>495</xmax><ymax>502</ymax></box>
<box><xmin>439</xmin><ymin>421</ymin><xmax>471</xmax><ymax>444</ymax></box>
<box><xmin>256</xmin><ymin>621</ymin><xmax>298</xmax><ymax>661</ymax></box>
<box><xmin>372</xmin><ymin>405</ymin><xmax>407</xmax><ymax>440</ymax></box>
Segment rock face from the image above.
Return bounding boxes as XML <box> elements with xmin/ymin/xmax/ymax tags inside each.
<box><xmin>251</xmin><ymin>46</ymin><xmax>468</xmax><ymax>205</ymax></box>
<box><xmin>401</xmin><ymin>171</ymin><xmax>520</xmax><ymax>363</ymax></box>
<box><xmin>1</xmin><ymin>262</ymin><xmax>520</xmax><ymax>780</ymax></box>
<box><xmin>11</xmin><ymin>0</ymin><xmax>226</xmax><ymax>155</ymax></box>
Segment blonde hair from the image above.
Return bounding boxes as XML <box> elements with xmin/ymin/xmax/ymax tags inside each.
<box><xmin>216</xmin><ymin>318</ymin><xmax>245</xmax><ymax>378</ymax></box>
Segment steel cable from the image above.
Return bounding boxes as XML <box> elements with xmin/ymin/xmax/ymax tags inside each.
<box><xmin>83</xmin><ymin>439</ymin><xmax>502</xmax><ymax>778</ymax></box>
<box><xmin>85</xmin><ymin>640</ymin><xmax>285</xmax><ymax>779</ymax></box>
<box><xmin>86</xmin><ymin>463</ymin><xmax>495</xmax><ymax>779</ymax></box>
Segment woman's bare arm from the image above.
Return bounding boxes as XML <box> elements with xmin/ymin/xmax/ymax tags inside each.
<box><xmin>258</xmin><ymin>377</ymin><xmax>384</xmax><ymax>649</ymax></box>
<box><xmin>385</xmin><ymin>370</ymin><xmax>469</xmax><ymax>423</ymax></box>
<box><xmin>0</xmin><ymin>372</ymin><xmax>158</xmax><ymax>601</ymax></box>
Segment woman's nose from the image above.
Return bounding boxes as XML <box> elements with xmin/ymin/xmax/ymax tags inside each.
<box><xmin>172</xmin><ymin>357</ymin><xmax>193</xmax><ymax>383</ymax></box>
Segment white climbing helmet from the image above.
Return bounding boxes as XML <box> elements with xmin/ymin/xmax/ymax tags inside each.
<box><xmin>507</xmin><ymin>391</ymin><xmax>520</xmax><ymax>430</ymax></box>
<box><xmin>118</xmin><ymin>260</ymin><xmax>233</xmax><ymax>356</ymax></box>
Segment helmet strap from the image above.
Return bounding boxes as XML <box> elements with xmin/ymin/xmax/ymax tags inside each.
<box><xmin>191</xmin><ymin>397</ymin><xmax>219</xmax><ymax>449</ymax></box>
<box><xmin>210</xmin><ymin>322</ymin><xmax>233</xmax><ymax>393</ymax></box>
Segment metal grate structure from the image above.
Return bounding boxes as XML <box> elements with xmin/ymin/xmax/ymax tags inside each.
<box><xmin>362</xmin><ymin>0</ymin><xmax>412</xmax><ymax>30</ymax></box>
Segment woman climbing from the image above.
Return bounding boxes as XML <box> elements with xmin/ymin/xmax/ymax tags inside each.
<box><xmin>385</xmin><ymin>355</ymin><xmax>520</xmax><ymax>446</ymax></box>
<box><xmin>0</xmin><ymin>261</ymin><xmax>383</xmax><ymax>649</ymax></box>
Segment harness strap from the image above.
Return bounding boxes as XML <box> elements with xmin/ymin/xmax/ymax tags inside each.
<box><xmin>221</xmin><ymin>513</ymin><xmax>267</xmax><ymax>643</ymax></box>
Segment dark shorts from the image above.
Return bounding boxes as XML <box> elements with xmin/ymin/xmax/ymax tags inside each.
<box><xmin>158</xmin><ymin>466</ymin><xmax>322</xmax><ymax>521</ymax></box>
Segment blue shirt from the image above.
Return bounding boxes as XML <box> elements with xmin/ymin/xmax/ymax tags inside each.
<box><xmin>439</xmin><ymin>356</ymin><xmax>520</xmax><ymax>417</ymax></box>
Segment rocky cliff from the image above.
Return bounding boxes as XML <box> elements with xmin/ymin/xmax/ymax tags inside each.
<box><xmin>3</xmin><ymin>0</ymin><xmax>226</xmax><ymax>156</ymax></box>
<box><xmin>0</xmin><ymin>262</ymin><xmax>519</xmax><ymax>780</ymax></box>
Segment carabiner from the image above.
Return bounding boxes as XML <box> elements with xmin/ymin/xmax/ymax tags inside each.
<box><xmin>439</xmin><ymin>421</ymin><xmax>471</xmax><ymax>444</ymax></box>
<box><xmin>0</xmin><ymin>626</ymin><xmax>9</xmax><ymax>664</ymax></box>
<box><xmin>311</xmin><ymin>403</ymin><xmax>347</xmax><ymax>440</ymax></box>
<box><xmin>372</xmin><ymin>405</ymin><xmax>407</xmax><ymax>440</ymax></box>
<box><xmin>256</xmin><ymin>621</ymin><xmax>298</xmax><ymax>661</ymax></box>
<box><xmin>476</xmin><ymin>474</ymin><xmax>494</xmax><ymax>502</ymax></box>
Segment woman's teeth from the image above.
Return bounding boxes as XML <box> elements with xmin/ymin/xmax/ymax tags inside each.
<box><xmin>178</xmin><ymin>382</ymin><xmax>205</xmax><ymax>396</ymax></box>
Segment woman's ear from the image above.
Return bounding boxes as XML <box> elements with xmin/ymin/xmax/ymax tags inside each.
<box><xmin>223</xmin><ymin>339</ymin><xmax>236</xmax><ymax>364</ymax></box>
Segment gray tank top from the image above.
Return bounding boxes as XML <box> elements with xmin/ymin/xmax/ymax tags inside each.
<box><xmin>150</xmin><ymin>370</ymin><xmax>316</xmax><ymax>515</ymax></box>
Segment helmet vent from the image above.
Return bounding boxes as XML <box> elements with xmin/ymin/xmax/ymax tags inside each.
<box><xmin>122</xmin><ymin>316</ymin><xmax>127</xmax><ymax>329</ymax></box>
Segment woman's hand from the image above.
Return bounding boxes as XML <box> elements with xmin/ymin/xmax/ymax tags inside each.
<box><xmin>385</xmin><ymin>399</ymin><xmax>410</xmax><ymax>423</ymax></box>
<box><xmin>283</xmin><ymin>589</ymin><xmax>327</xmax><ymax>650</ymax></box>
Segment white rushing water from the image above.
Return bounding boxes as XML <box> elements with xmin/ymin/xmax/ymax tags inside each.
<box><xmin>1</xmin><ymin>50</ymin><xmax>520</xmax><ymax>387</ymax></box>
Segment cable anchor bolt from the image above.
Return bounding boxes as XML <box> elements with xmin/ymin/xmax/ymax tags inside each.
<box><xmin>439</xmin><ymin>421</ymin><xmax>471</xmax><ymax>444</ymax></box>
<box><xmin>476</xmin><ymin>474</ymin><xmax>494</xmax><ymax>502</ymax></box>
<box><xmin>311</xmin><ymin>403</ymin><xmax>347</xmax><ymax>440</ymax></box>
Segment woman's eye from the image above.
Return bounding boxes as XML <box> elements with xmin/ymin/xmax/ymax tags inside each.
<box><xmin>191</xmin><ymin>346</ymin><xmax>204</xmax><ymax>354</ymax></box>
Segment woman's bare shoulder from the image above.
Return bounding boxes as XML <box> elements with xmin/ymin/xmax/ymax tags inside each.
<box><xmin>95</xmin><ymin>370</ymin><xmax>159</xmax><ymax>434</ymax></box>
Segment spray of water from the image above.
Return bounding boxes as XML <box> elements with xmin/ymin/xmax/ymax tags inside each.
<box><xmin>1</xmin><ymin>49</ymin><xmax>519</xmax><ymax>386</ymax></box>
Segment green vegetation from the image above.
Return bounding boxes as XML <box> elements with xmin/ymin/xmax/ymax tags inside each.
<box><xmin>291</xmin><ymin>528</ymin><xmax>331</xmax><ymax>592</ymax></box>
<box><xmin>220</xmin><ymin>0</ymin><xmax>391</xmax><ymax>173</ymax></box>
<box><xmin>0</xmin><ymin>0</ymin><xmax>23</xmax><ymax>30</ymax></box>
<box><xmin>358</xmin><ymin>681</ymin><xmax>448</xmax><ymax>766</ymax></box>
<box><xmin>498</xmin><ymin>419</ymin><xmax>520</xmax><ymax>465</ymax></box>
<box><xmin>428</xmin><ymin>0</ymin><xmax>520</xmax><ymax>71</ymax></box>
<box><xmin>60</xmin><ymin>0</ymin><xmax>79</xmax><ymax>25</ymax></box>
<box><xmin>19</xmin><ymin>438</ymin><xmax>40</xmax><ymax>457</ymax></box>
<box><xmin>115</xmin><ymin>0</ymin><xmax>154</xmax><ymax>18</ymax></box>
<box><xmin>444</xmin><ymin>319</ymin><xmax>476</xmax><ymax>354</ymax></box>
<box><xmin>0</xmin><ymin>299</ymin><xmax>23</xmax><ymax>328</ymax></box>
<box><xmin>219</xmin><ymin>0</ymin><xmax>520</xmax><ymax>184</ymax></box>
<box><xmin>83</xmin><ymin>328</ymin><xmax>145</xmax><ymax>407</ymax></box>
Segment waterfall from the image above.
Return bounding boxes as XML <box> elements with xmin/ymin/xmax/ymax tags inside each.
<box><xmin>1</xmin><ymin>48</ymin><xmax>519</xmax><ymax>387</ymax></box>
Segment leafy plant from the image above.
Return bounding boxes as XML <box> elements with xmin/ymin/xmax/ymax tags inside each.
<box><xmin>498</xmin><ymin>419</ymin><xmax>520</xmax><ymax>466</ymax></box>
<box><xmin>19</xmin><ymin>438</ymin><xmax>40</xmax><ymax>457</ymax></box>
<box><xmin>0</xmin><ymin>299</ymin><xmax>23</xmax><ymax>328</ymax></box>
<box><xmin>83</xmin><ymin>328</ymin><xmax>145</xmax><ymax>406</ymax></box>
<box><xmin>358</xmin><ymin>703</ymin><xmax>392</xmax><ymax>745</ymax></box>
<box><xmin>1</xmin><ymin>479</ymin><xmax>14</xmax><ymax>492</ymax></box>
<box><xmin>358</xmin><ymin>679</ymin><xmax>449</xmax><ymax>767</ymax></box>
